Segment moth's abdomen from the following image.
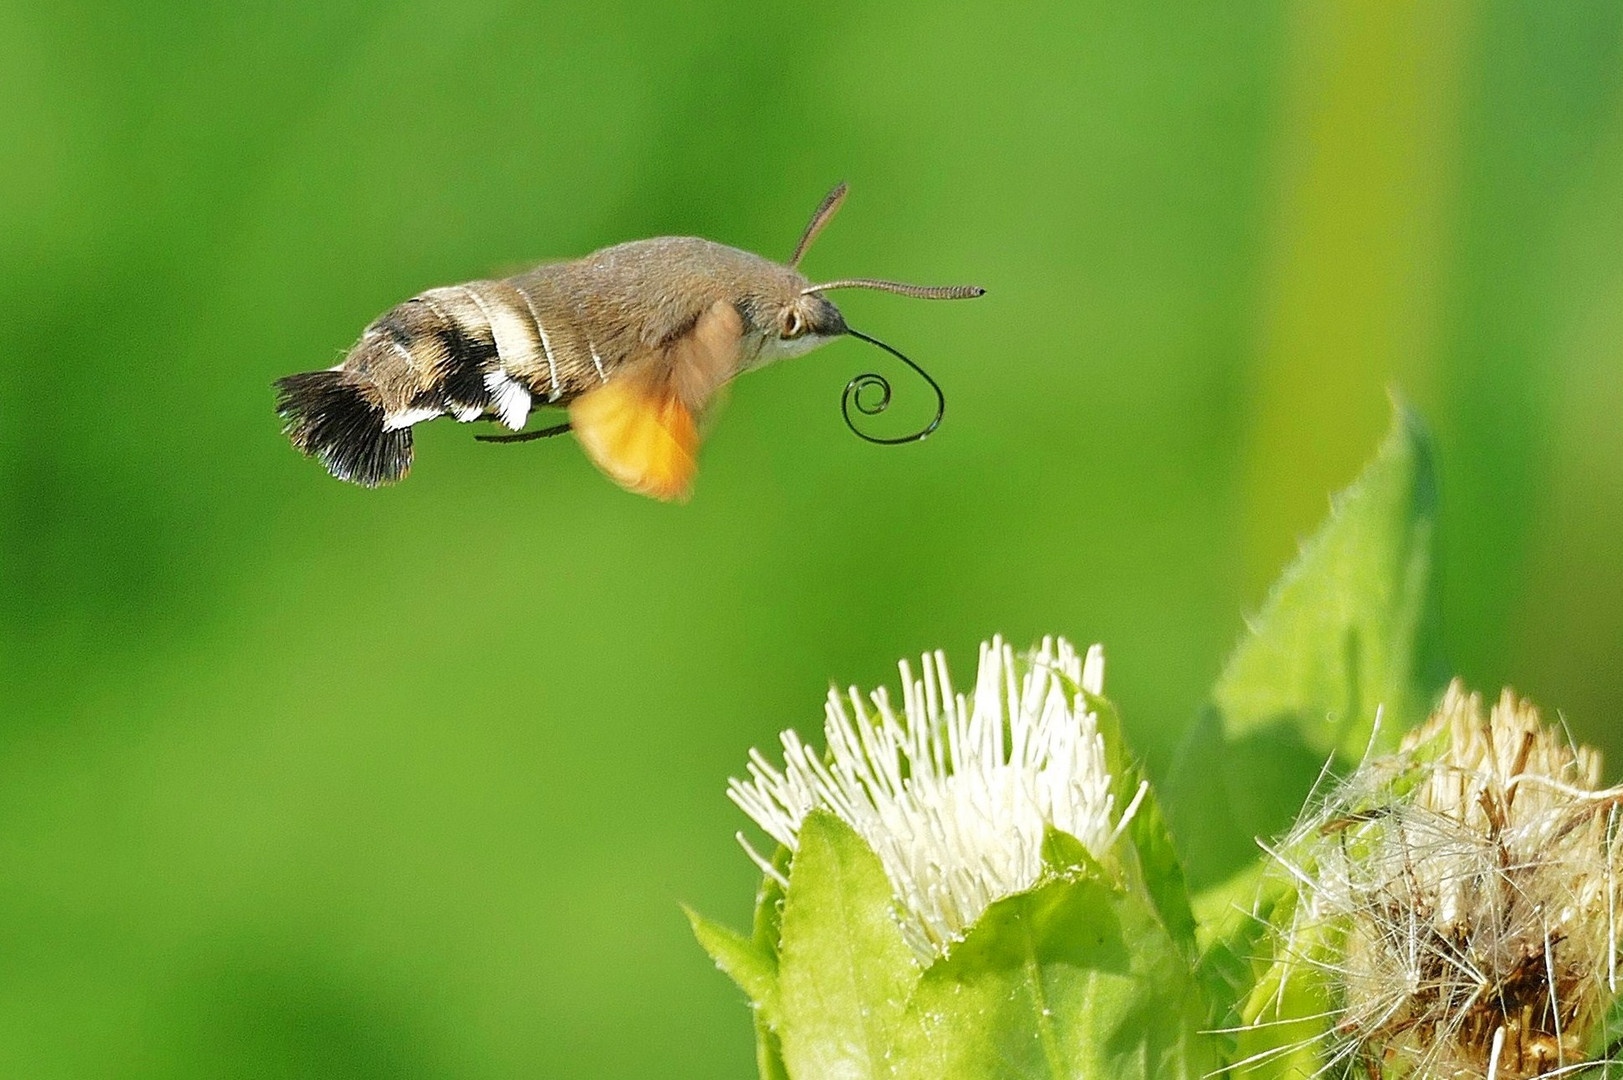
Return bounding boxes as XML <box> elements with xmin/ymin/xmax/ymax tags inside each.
<box><xmin>498</xmin><ymin>269</ymin><xmax>617</xmax><ymax>404</ymax></box>
<box><xmin>276</xmin><ymin>265</ymin><xmax>618</xmax><ymax>486</ymax></box>
<box><xmin>274</xmin><ymin>369</ymin><xmax>413</xmax><ymax>487</ymax></box>
<box><xmin>382</xmin><ymin>275</ymin><xmax>612</xmax><ymax>425</ymax></box>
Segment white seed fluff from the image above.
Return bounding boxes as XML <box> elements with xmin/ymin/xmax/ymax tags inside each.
<box><xmin>1252</xmin><ymin>682</ymin><xmax>1623</xmax><ymax>1080</ymax></box>
<box><xmin>728</xmin><ymin>636</ymin><xmax>1145</xmax><ymax>960</ymax></box>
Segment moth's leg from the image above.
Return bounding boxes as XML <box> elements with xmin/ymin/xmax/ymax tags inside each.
<box><xmin>475</xmin><ymin>421</ymin><xmax>572</xmax><ymax>444</ymax></box>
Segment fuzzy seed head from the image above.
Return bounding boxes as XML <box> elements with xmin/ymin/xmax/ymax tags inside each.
<box><xmin>1256</xmin><ymin>682</ymin><xmax>1623</xmax><ymax>1079</ymax></box>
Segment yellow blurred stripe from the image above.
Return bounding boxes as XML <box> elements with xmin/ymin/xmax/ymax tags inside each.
<box><xmin>1242</xmin><ymin>1</ymin><xmax>1473</xmax><ymax>594</ymax></box>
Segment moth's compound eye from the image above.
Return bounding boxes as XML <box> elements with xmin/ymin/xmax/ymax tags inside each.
<box><xmin>781</xmin><ymin>311</ymin><xmax>806</xmax><ymax>339</ymax></box>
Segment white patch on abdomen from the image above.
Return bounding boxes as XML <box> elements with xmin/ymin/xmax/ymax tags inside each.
<box><xmin>464</xmin><ymin>284</ymin><xmax>538</xmax><ymax>372</ymax></box>
<box><xmin>484</xmin><ymin>370</ymin><xmax>533</xmax><ymax>430</ymax></box>
<box><xmin>383</xmin><ymin>405</ymin><xmax>443</xmax><ymax>431</ymax></box>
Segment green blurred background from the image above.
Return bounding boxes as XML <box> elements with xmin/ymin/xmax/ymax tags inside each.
<box><xmin>3</xmin><ymin>1</ymin><xmax>1621</xmax><ymax>1075</ymax></box>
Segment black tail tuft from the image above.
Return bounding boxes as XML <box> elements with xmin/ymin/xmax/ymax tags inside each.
<box><xmin>274</xmin><ymin>370</ymin><xmax>412</xmax><ymax>487</ymax></box>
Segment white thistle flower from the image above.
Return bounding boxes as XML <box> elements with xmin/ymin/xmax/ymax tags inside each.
<box><xmin>1250</xmin><ymin>681</ymin><xmax>1623</xmax><ymax>1080</ymax></box>
<box><xmin>727</xmin><ymin>635</ymin><xmax>1148</xmax><ymax>961</ymax></box>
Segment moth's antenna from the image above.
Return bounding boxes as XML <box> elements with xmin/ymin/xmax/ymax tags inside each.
<box><xmin>839</xmin><ymin>327</ymin><xmax>946</xmax><ymax>445</ymax></box>
<box><xmin>789</xmin><ymin>182</ymin><xmax>849</xmax><ymax>267</ymax></box>
<box><xmin>804</xmin><ymin>279</ymin><xmax>986</xmax><ymax>300</ymax></box>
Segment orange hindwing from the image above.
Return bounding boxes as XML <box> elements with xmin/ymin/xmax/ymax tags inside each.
<box><xmin>568</xmin><ymin>300</ymin><xmax>743</xmax><ymax>501</ymax></box>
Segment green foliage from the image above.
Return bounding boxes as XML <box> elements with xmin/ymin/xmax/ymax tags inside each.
<box><xmin>9</xmin><ymin>2</ymin><xmax>1623</xmax><ymax>1076</ymax></box>
<box><xmin>694</xmin><ymin>680</ymin><xmax>1226</xmax><ymax>1079</ymax></box>
<box><xmin>1214</xmin><ymin>403</ymin><xmax>1446</xmax><ymax>754</ymax></box>
<box><xmin>693</xmin><ymin>412</ymin><xmax>1464</xmax><ymax>1078</ymax></box>
<box><xmin>889</xmin><ymin>866</ymin><xmax>1218</xmax><ymax>1080</ymax></box>
<box><xmin>1167</xmin><ymin>404</ymin><xmax>1449</xmax><ymax>893</ymax></box>
<box><xmin>1232</xmin><ymin>926</ymin><xmax>1336</xmax><ymax>1080</ymax></box>
<box><xmin>1086</xmin><ymin>691</ymin><xmax>1198</xmax><ymax>958</ymax></box>
<box><xmin>695</xmin><ymin>818</ymin><xmax>1219</xmax><ymax>1080</ymax></box>
<box><xmin>751</xmin><ymin>847</ymin><xmax>794</xmax><ymax>1080</ymax></box>
<box><xmin>1593</xmin><ymin>995</ymin><xmax>1623</xmax><ymax>1075</ymax></box>
<box><xmin>1191</xmin><ymin>871</ymin><xmax>1285</xmax><ymax>1040</ymax></box>
<box><xmin>776</xmin><ymin>813</ymin><xmax>920</xmax><ymax>1080</ymax></box>
<box><xmin>686</xmin><ymin>908</ymin><xmax>777</xmax><ymax>1017</ymax></box>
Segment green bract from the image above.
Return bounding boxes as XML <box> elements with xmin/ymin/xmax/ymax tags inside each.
<box><xmin>694</xmin><ymin>804</ymin><xmax>1220</xmax><ymax>1080</ymax></box>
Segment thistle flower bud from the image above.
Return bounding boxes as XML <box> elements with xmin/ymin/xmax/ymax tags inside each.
<box><xmin>728</xmin><ymin>636</ymin><xmax>1146</xmax><ymax>960</ymax></box>
<box><xmin>692</xmin><ymin>637</ymin><xmax>1219</xmax><ymax>1079</ymax></box>
<box><xmin>1249</xmin><ymin>681</ymin><xmax>1623</xmax><ymax>1079</ymax></box>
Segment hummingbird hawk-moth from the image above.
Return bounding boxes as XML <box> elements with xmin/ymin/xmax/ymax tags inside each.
<box><xmin>273</xmin><ymin>184</ymin><xmax>983</xmax><ymax>501</ymax></box>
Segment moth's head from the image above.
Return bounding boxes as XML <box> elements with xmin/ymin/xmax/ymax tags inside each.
<box><xmin>753</xmin><ymin>287</ymin><xmax>849</xmax><ymax>364</ymax></box>
<box><xmin>734</xmin><ymin>269</ymin><xmax>850</xmax><ymax>366</ymax></box>
<box><xmin>746</xmin><ymin>182</ymin><xmax>984</xmax><ymax>368</ymax></box>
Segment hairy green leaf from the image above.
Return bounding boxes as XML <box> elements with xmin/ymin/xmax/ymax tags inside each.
<box><xmin>685</xmin><ymin>906</ymin><xmax>778</xmax><ymax>1015</ymax></box>
<box><xmin>891</xmin><ymin>875</ymin><xmax>1219</xmax><ymax>1080</ymax></box>
<box><xmin>776</xmin><ymin>811</ymin><xmax>919</xmax><ymax>1080</ymax></box>
<box><xmin>1190</xmin><ymin>863</ymin><xmax>1283</xmax><ymax>1041</ymax></box>
<box><xmin>752</xmin><ymin>846</ymin><xmax>793</xmax><ymax>1080</ymax></box>
<box><xmin>1086</xmin><ymin>691</ymin><xmax>1198</xmax><ymax>958</ymax></box>
<box><xmin>1039</xmin><ymin>826</ymin><xmax>1096</xmax><ymax>877</ymax></box>
<box><xmin>1168</xmin><ymin>404</ymin><xmax>1448</xmax><ymax>891</ymax></box>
